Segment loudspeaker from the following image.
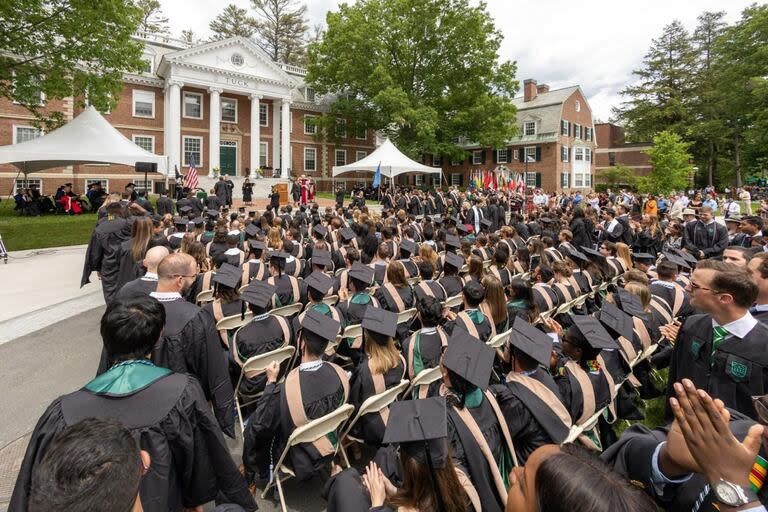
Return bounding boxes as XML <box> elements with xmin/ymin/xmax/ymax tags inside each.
<box><xmin>135</xmin><ymin>162</ymin><xmax>158</xmax><ymax>173</ymax></box>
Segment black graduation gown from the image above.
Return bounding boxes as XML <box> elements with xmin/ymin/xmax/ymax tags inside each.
<box><xmin>555</xmin><ymin>358</ymin><xmax>612</xmax><ymax>425</ymax></box>
<box><xmin>649</xmin><ymin>281</ymin><xmax>694</xmax><ymax>319</ymax></box>
<box><xmin>374</xmin><ymin>284</ymin><xmax>415</xmax><ymax>313</ymax></box>
<box><xmin>156</xmin><ymin>196</ymin><xmax>174</xmax><ymax>216</ymax></box>
<box><xmin>9</xmin><ymin>370</ymin><xmax>255</xmax><ymax>512</ymax></box>
<box><xmin>115</xmin><ymin>276</ymin><xmax>157</xmax><ymax>299</ymax></box>
<box><xmin>242</xmin><ymin>363</ymin><xmax>347</xmax><ymax>483</ymax></box>
<box><xmin>233</xmin><ymin>316</ymin><xmax>292</xmax><ymax>396</ymax></box>
<box><xmin>439</xmin><ymin>275</ymin><xmax>464</xmax><ymax>298</ymax></box>
<box><xmin>101</xmin><ymin>239</ymin><xmax>144</xmax><ymax>303</ymax></box>
<box><xmin>413</xmin><ymin>280</ymin><xmax>448</xmax><ymax>303</ymax></box>
<box><xmin>268</xmin><ymin>273</ymin><xmax>300</xmax><ymax>306</ymax></box>
<box><xmin>348</xmin><ymin>354</ymin><xmax>405</xmax><ymax>444</ymax></box>
<box><xmin>446</xmin><ymin>310</ymin><xmax>495</xmax><ymax>343</ymax></box>
<box><xmin>665</xmin><ymin>314</ymin><xmax>768</xmax><ymax>420</ymax></box>
<box><xmin>80</xmin><ymin>217</ymin><xmax>131</xmax><ymax>296</ymax></box>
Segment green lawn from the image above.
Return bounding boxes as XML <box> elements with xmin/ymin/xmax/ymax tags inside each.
<box><xmin>0</xmin><ymin>200</ymin><xmax>97</xmax><ymax>251</ymax></box>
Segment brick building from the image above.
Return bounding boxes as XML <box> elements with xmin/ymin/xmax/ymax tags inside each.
<box><xmin>411</xmin><ymin>78</ymin><xmax>597</xmax><ymax>193</ymax></box>
<box><xmin>594</xmin><ymin>122</ymin><xmax>652</xmax><ymax>179</ymax></box>
<box><xmin>0</xmin><ymin>34</ymin><xmax>376</xmax><ymax>197</ymax></box>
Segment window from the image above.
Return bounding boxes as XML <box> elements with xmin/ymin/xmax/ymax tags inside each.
<box><xmin>183</xmin><ymin>136</ymin><xmax>202</xmax><ymax>166</ymax></box>
<box><xmin>305</xmin><ymin>87</ymin><xmax>315</xmax><ymax>102</ymax></box>
<box><xmin>561</xmin><ymin>172</ymin><xmax>570</xmax><ymax>188</ymax></box>
<box><xmin>513</xmin><ymin>149</ymin><xmax>519</xmax><ymax>161</ymax></box>
<box><xmin>432</xmin><ymin>175</ymin><xmax>441</xmax><ymax>187</ymax></box>
<box><xmin>183</xmin><ymin>92</ymin><xmax>202</xmax><ymax>119</ymax></box>
<box><xmin>132</xmin><ymin>134</ymin><xmax>154</xmax><ymax>153</ymax></box>
<box><xmin>561</xmin><ymin>145</ymin><xmax>569</xmax><ymax>162</ymax></box>
<box><xmin>432</xmin><ymin>155</ymin><xmax>441</xmax><ymax>167</ymax></box>
<box><xmin>496</xmin><ymin>149</ymin><xmax>508</xmax><ymax>164</ymax></box>
<box><xmin>585</xmin><ymin>173</ymin><xmax>592</xmax><ymax>187</ymax></box>
<box><xmin>524</xmin><ymin>121</ymin><xmax>536</xmax><ymax>136</ymax></box>
<box><xmin>304</xmin><ymin>147</ymin><xmax>317</xmax><ymax>171</ymax></box>
<box><xmin>134</xmin><ymin>180</ymin><xmax>153</xmax><ymax>192</ymax></box>
<box><xmin>415</xmin><ymin>174</ymin><xmax>423</xmax><ymax>186</ymax></box>
<box><xmin>335</xmin><ymin>119</ymin><xmax>346</xmax><ymax>138</ymax></box>
<box><xmin>450</xmin><ymin>173</ymin><xmax>462</xmax><ymax>186</ymax></box>
<box><xmin>14</xmin><ymin>126</ymin><xmax>41</xmax><ymax>144</ymax></box>
<box><xmin>525</xmin><ymin>172</ymin><xmax>537</xmax><ymax>186</ymax></box>
<box><xmin>575</xmin><ymin>174</ymin><xmax>584</xmax><ymax>187</ymax></box>
<box><xmin>132</xmin><ymin>90</ymin><xmax>155</xmax><ymax>118</ymax></box>
<box><xmin>524</xmin><ymin>147</ymin><xmax>537</xmax><ymax>162</ymax></box>
<box><xmin>260</xmin><ymin>142</ymin><xmax>269</xmax><ymax>168</ymax></box>
<box><xmin>575</xmin><ymin>100</ymin><xmax>581</xmax><ymax>112</ymax></box>
<box><xmin>608</xmin><ymin>151</ymin><xmax>616</xmax><ymax>166</ymax></box>
<box><xmin>304</xmin><ymin>115</ymin><xmax>316</xmax><ymax>135</ymax></box>
<box><xmin>585</xmin><ymin>148</ymin><xmax>591</xmax><ymax>162</ymax></box>
<box><xmin>575</xmin><ymin>147</ymin><xmax>584</xmax><ymax>161</ymax></box>
<box><xmin>472</xmin><ymin>150</ymin><xmax>484</xmax><ymax>165</ymax></box>
<box><xmin>335</xmin><ymin>149</ymin><xmax>346</xmax><ymax>166</ymax></box>
<box><xmin>86</xmin><ymin>179</ymin><xmax>108</xmax><ymax>191</ymax></box>
<box><xmin>355</xmin><ymin>123</ymin><xmax>366</xmax><ymax>139</ymax></box>
<box><xmin>585</xmin><ymin>127</ymin><xmax>592</xmax><ymax>141</ymax></box>
<box><xmin>561</xmin><ymin>120</ymin><xmax>569</xmax><ymax>136</ymax></box>
<box><xmin>259</xmin><ymin>104</ymin><xmax>269</xmax><ymax>126</ymax></box>
<box><xmin>574</xmin><ymin>124</ymin><xmax>582</xmax><ymax>139</ymax></box>
<box><xmin>221</xmin><ymin>98</ymin><xmax>237</xmax><ymax>123</ymax></box>
<box><xmin>356</xmin><ymin>151</ymin><xmax>367</xmax><ymax>162</ymax></box>
<box><xmin>14</xmin><ymin>178</ymin><xmax>41</xmax><ymax>193</ymax></box>
<box><xmin>142</xmin><ymin>59</ymin><xmax>153</xmax><ymax>73</ymax></box>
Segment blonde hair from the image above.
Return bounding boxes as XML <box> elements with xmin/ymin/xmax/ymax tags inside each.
<box><xmin>179</xmin><ymin>232</ymin><xmax>196</xmax><ymax>254</ymax></box>
<box><xmin>366</xmin><ymin>337</ymin><xmax>400</xmax><ymax>375</ymax></box>
<box><xmin>130</xmin><ymin>216</ymin><xmax>153</xmax><ymax>263</ymax></box>
<box><xmin>481</xmin><ymin>275</ymin><xmax>508</xmax><ymax>328</ymax></box>
<box><xmin>418</xmin><ymin>244</ymin><xmax>438</xmax><ymax>270</ymax></box>
<box><xmin>267</xmin><ymin>227</ymin><xmax>283</xmax><ymax>250</ymax></box>
<box><xmin>616</xmin><ymin>243</ymin><xmax>632</xmax><ymax>271</ymax></box>
<box><xmin>624</xmin><ymin>282</ymin><xmax>651</xmax><ymax>311</ymax></box>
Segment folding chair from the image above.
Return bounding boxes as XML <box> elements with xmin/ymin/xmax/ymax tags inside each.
<box><xmin>487</xmin><ymin>329</ymin><xmax>512</xmax><ymax>349</ymax></box>
<box><xmin>215</xmin><ymin>312</ymin><xmax>253</xmax><ymax>348</ymax></box>
<box><xmin>321</xmin><ymin>295</ymin><xmax>339</xmax><ymax>306</ymax></box>
<box><xmin>234</xmin><ymin>345</ymin><xmax>296</xmax><ymax>434</ymax></box>
<box><xmin>195</xmin><ymin>289</ymin><xmax>214</xmax><ymax>305</ymax></box>
<box><xmin>482</xmin><ymin>259</ymin><xmax>492</xmax><ymax>270</ymax></box>
<box><xmin>405</xmin><ymin>366</ymin><xmax>443</xmax><ymax>398</ymax></box>
<box><xmin>407</xmin><ymin>276</ymin><xmax>420</xmax><ymax>286</ymax></box>
<box><xmin>459</xmin><ymin>264</ymin><xmax>469</xmax><ymax>275</ymax></box>
<box><xmin>444</xmin><ymin>294</ymin><xmax>463</xmax><ymax>309</ymax></box>
<box><xmin>262</xmin><ymin>404</ymin><xmax>355</xmax><ymax>511</ymax></box>
<box><xmin>396</xmin><ymin>308</ymin><xmax>417</xmax><ymax>327</ymax></box>
<box><xmin>335</xmin><ymin>268</ymin><xmax>345</xmax><ymax>277</ymax></box>
<box><xmin>270</xmin><ymin>303</ymin><xmax>303</xmax><ymax>317</ymax></box>
<box><xmin>238</xmin><ymin>284</ymin><xmax>249</xmax><ymax>293</ymax></box>
<box><xmin>338</xmin><ymin>380</ymin><xmax>409</xmax><ymax>466</ymax></box>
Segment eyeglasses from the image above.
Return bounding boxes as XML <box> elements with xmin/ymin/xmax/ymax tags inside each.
<box><xmin>688</xmin><ymin>281</ymin><xmax>722</xmax><ymax>294</ymax></box>
<box><xmin>753</xmin><ymin>395</ymin><xmax>768</xmax><ymax>426</ymax></box>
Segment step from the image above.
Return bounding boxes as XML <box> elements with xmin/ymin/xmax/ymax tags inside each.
<box><xmin>197</xmin><ymin>175</ymin><xmax>291</xmax><ymax>199</ymax></box>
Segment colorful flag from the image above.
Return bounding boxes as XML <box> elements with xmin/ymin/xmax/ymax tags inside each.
<box><xmin>184</xmin><ymin>155</ymin><xmax>199</xmax><ymax>190</ymax></box>
<box><xmin>373</xmin><ymin>161</ymin><xmax>382</xmax><ymax>188</ymax></box>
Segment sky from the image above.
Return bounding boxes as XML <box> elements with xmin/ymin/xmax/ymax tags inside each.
<box><xmin>159</xmin><ymin>0</ymin><xmax>755</xmax><ymax>122</ymax></box>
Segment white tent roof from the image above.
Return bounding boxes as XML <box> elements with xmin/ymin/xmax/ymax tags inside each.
<box><xmin>0</xmin><ymin>106</ymin><xmax>167</xmax><ymax>173</ymax></box>
<box><xmin>332</xmin><ymin>138</ymin><xmax>440</xmax><ymax>177</ymax></box>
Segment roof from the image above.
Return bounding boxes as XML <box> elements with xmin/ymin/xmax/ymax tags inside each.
<box><xmin>332</xmin><ymin>138</ymin><xmax>440</xmax><ymax>178</ymax></box>
<box><xmin>512</xmin><ymin>86</ymin><xmax>580</xmax><ymax>110</ymax></box>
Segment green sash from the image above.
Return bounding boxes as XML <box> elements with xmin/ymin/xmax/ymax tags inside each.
<box><xmin>85</xmin><ymin>360</ymin><xmax>171</xmax><ymax>396</ymax></box>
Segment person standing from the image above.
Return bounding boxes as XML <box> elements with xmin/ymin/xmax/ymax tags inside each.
<box><xmin>269</xmin><ymin>185</ymin><xmax>280</xmax><ymax>211</ymax></box>
<box><xmin>156</xmin><ymin>190</ymin><xmax>174</xmax><ymax>216</ymax></box>
<box><xmin>682</xmin><ymin>205</ymin><xmax>728</xmax><ymax>260</ymax></box>
<box><xmin>224</xmin><ymin>175</ymin><xmax>234</xmax><ymax>207</ymax></box>
<box><xmin>740</xmin><ymin>187</ymin><xmax>752</xmax><ymax>214</ymax></box>
<box><xmin>214</xmin><ymin>177</ymin><xmax>228</xmax><ymax>207</ymax></box>
<box><xmin>242</xmin><ymin>177</ymin><xmax>253</xmax><ymax>205</ymax></box>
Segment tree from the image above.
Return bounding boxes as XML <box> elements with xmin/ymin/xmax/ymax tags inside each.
<box><xmin>0</xmin><ymin>0</ymin><xmax>145</xmax><ymax>130</ymax></box>
<box><xmin>251</xmin><ymin>0</ymin><xmax>308</xmax><ymax>66</ymax></box>
<box><xmin>612</xmin><ymin>20</ymin><xmax>697</xmax><ymax>142</ymax></box>
<box><xmin>135</xmin><ymin>0</ymin><xmax>169</xmax><ymax>35</ymax></box>
<box><xmin>180</xmin><ymin>29</ymin><xmax>197</xmax><ymax>44</ymax></box>
<box><xmin>596</xmin><ymin>164</ymin><xmax>638</xmax><ymax>189</ymax></box>
<box><xmin>209</xmin><ymin>4</ymin><xmax>256</xmax><ymax>41</ymax></box>
<box><xmin>305</xmin><ymin>0</ymin><xmax>518</xmax><ymax>160</ymax></box>
<box><xmin>640</xmin><ymin>131</ymin><xmax>693</xmax><ymax>194</ymax></box>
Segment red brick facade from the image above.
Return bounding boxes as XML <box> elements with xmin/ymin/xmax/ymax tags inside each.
<box><xmin>594</xmin><ymin>123</ymin><xmax>652</xmax><ymax>179</ymax></box>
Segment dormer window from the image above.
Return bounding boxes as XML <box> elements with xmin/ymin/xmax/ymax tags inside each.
<box><xmin>305</xmin><ymin>87</ymin><xmax>315</xmax><ymax>102</ymax></box>
<box><xmin>524</xmin><ymin>121</ymin><xmax>536</xmax><ymax>136</ymax></box>
<box><xmin>575</xmin><ymin>100</ymin><xmax>581</xmax><ymax>112</ymax></box>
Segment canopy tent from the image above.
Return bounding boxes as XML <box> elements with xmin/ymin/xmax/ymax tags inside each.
<box><xmin>331</xmin><ymin>138</ymin><xmax>440</xmax><ymax>178</ymax></box>
<box><xmin>0</xmin><ymin>106</ymin><xmax>167</xmax><ymax>174</ymax></box>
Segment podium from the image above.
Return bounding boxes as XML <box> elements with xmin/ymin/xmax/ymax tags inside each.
<box><xmin>276</xmin><ymin>183</ymin><xmax>288</xmax><ymax>205</ymax></box>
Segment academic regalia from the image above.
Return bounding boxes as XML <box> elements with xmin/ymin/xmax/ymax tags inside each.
<box><xmin>447</xmin><ymin>309</ymin><xmax>495</xmax><ymax>343</ymax></box>
<box><xmin>402</xmin><ymin>326</ymin><xmax>449</xmax><ymax>397</ymax></box>
<box><xmin>649</xmin><ymin>281</ymin><xmax>693</xmax><ymax>318</ymax></box>
<box><xmin>487</xmin><ymin>265</ymin><xmax>513</xmax><ymax>287</ymax></box>
<box><xmin>233</xmin><ymin>313</ymin><xmax>292</xmax><ymax>397</ymax></box>
<box><xmin>100</xmin><ymin>238</ymin><xmax>144</xmax><ymax>303</ymax></box>
<box><xmin>81</xmin><ymin>216</ymin><xmax>131</xmax><ymax>300</ymax></box>
<box><xmin>439</xmin><ymin>275</ymin><xmax>464</xmax><ymax>298</ymax></box>
<box><xmin>223</xmin><ymin>248</ymin><xmax>246</xmax><ymax>267</ymax></box>
<box><xmin>267</xmin><ymin>273</ymin><xmax>300</xmax><ymax>307</ymax></box>
<box><xmin>115</xmin><ymin>275</ymin><xmax>157</xmax><ymax>299</ymax></box>
<box><xmin>349</xmin><ymin>352</ymin><xmax>406</xmax><ymax>444</ymax></box>
<box><xmin>413</xmin><ymin>280</ymin><xmax>448</xmax><ymax>303</ymax></box>
<box><xmin>10</xmin><ymin>361</ymin><xmax>255</xmax><ymax>512</ymax></box>
<box><xmin>374</xmin><ymin>283</ymin><xmax>415</xmax><ymax>313</ymax></box>
<box><xmin>556</xmin><ymin>360</ymin><xmax>612</xmax><ymax>429</ymax></box>
<box><xmin>531</xmin><ymin>283</ymin><xmax>560</xmax><ymax>313</ymax></box>
<box><xmin>241</xmin><ymin>258</ymin><xmax>268</xmax><ymax>284</ymax></box>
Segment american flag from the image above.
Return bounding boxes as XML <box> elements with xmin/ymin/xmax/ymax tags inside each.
<box><xmin>184</xmin><ymin>155</ymin><xmax>198</xmax><ymax>190</ymax></box>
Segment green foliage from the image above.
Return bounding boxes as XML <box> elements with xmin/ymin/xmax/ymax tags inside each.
<box><xmin>305</xmin><ymin>0</ymin><xmax>518</xmax><ymax>161</ymax></box>
<box><xmin>0</xmin><ymin>0</ymin><xmax>145</xmax><ymax>131</ymax></box>
<box><xmin>209</xmin><ymin>4</ymin><xmax>256</xmax><ymax>41</ymax></box>
<box><xmin>135</xmin><ymin>0</ymin><xmax>169</xmax><ymax>35</ymax></box>
<box><xmin>640</xmin><ymin>131</ymin><xmax>693</xmax><ymax>194</ymax></box>
<box><xmin>251</xmin><ymin>0</ymin><xmax>308</xmax><ymax>66</ymax></box>
<box><xmin>596</xmin><ymin>164</ymin><xmax>638</xmax><ymax>189</ymax></box>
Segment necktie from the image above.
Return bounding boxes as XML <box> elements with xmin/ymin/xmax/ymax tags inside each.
<box><xmin>710</xmin><ymin>325</ymin><xmax>728</xmax><ymax>366</ymax></box>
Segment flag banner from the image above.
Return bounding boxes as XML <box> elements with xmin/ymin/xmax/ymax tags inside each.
<box><xmin>184</xmin><ymin>155</ymin><xmax>198</xmax><ymax>190</ymax></box>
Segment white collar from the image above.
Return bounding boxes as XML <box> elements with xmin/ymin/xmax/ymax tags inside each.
<box><xmin>420</xmin><ymin>327</ymin><xmax>437</xmax><ymax>335</ymax></box>
<box><xmin>149</xmin><ymin>291</ymin><xmax>182</xmax><ymax>302</ymax></box>
<box><xmin>299</xmin><ymin>359</ymin><xmax>324</xmax><ymax>372</ymax></box>
<box><xmin>228</xmin><ymin>230</ymin><xmax>241</xmax><ymax>236</ymax></box>
<box><xmin>171</xmin><ymin>232</ymin><xmax>185</xmax><ymax>238</ymax></box>
<box><xmin>654</xmin><ymin>280</ymin><xmax>676</xmax><ymax>288</ymax></box>
<box><xmin>224</xmin><ymin>248</ymin><xmax>242</xmax><ymax>255</ymax></box>
<box><xmin>141</xmin><ymin>272</ymin><xmax>158</xmax><ymax>281</ymax></box>
<box><xmin>713</xmin><ymin>311</ymin><xmax>758</xmax><ymax>339</ymax></box>
<box><xmin>252</xmin><ymin>313</ymin><xmax>270</xmax><ymax>322</ymax></box>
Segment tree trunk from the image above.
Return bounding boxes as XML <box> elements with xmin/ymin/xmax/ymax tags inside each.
<box><xmin>707</xmin><ymin>141</ymin><xmax>714</xmax><ymax>187</ymax></box>
<box><xmin>734</xmin><ymin>133</ymin><xmax>742</xmax><ymax>188</ymax></box>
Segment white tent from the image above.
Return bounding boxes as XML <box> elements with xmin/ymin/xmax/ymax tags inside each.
<box><xmin>331</xmin><ymin>137</ymin><xmax>441</xmax><ymax>178</ymax></box>
<box><xmin>0</xmin><ymin>106</ymin><xmax>167</xmax><ymax>174</ymax></box>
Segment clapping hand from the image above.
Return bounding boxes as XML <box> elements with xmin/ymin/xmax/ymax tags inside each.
<box><xmin>659</xmin><ymin>320</ymin><xmax>681</xmax><ymax>343</ymax></box>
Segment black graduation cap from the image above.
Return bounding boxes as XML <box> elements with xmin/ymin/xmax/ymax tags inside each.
<box><xmin>631</xmin><ymin>252</ymin><xmax>655</xmax><ymax>263</ymax></box>
<box><xmin>192</xmin><ymin>217</ymin><xmax>204</xmax><ymax>227</ymax></box>
<box><xmin>456</xmin><ymin>223</ymin><xmax>469</xmax><ymax>235</ymax></box>
<box><xmin>125</xmin><ymin>182</ymin><xmax>135</xmax><ymax>187</ymax></box>
<box><xmin>311</xmin><ymin>250</ymin><xmax>333</xmax><ymax>269</ymax></box>
<box><xmin>580</xmin><ymin>245</ymin><xmax>607</xmax><ymax>263</ymax></box>
<box><xmin>212</xmin><ymin>263</ymin><xmax>243</xmax><ymax>289</ymax></box>
<box><xmin>597</xmin><ymin>301</ymin><xmax>634</xmax><ymax>342</ymax></box>
<box><xmin>568</xmin><ymin>314</ymin><xmax>617</xmax><ymax>350</ymax></box>
<box><xmin>615</xmin><ymin>289</ymin><xmax>646</xmax><ymax>317</ymax></box>
<box><xmin>339</xmin><ymin>227</ymin><xmax>356</xmax><ymax>242</ymax></box>
<box><xmin>238</xmin><ymin>207</ymin><xmax>246</xmax><ymax>213</ymax></box>
<box><xmin>445</xmin><ymin>234</ymin><xmax>461</xmax><ymax>249</ymax></box>
<box><xmin>305</xmin><ymin>271</ymin><xmax>333</xmax><ymax>295</ymax></box>
<box><xmin>663</xmin><ymin>251</ymin><xmax>691</xmax><ymax>270</ymax></box>
<box><xmin>241</xmin><ymin>280</ymin><xmax>276</xmax><ymax>308</ymax></box>
<box><xmin>269</xmin><ymin>251</ymin><xmax>291</xmax><ymax>261</ymax></box>
<box><xmin>509</xmin><ymin>316</ymin><xmax>553</xmax><ymax>367</ymax></box>
<box><xmin>249</xmin><ymin>239</ymin><xmax>266</xmax><ymax>251</ymax></box>
<box><xmin>382</xmin><ymin>397</ymin><xmax>449</xmax><ymax>469</ymax></box>
<box><xmin>179</xmin><ymin>206</ymin><xmax>192</xmax><ymax>214</ymax></box>
<box><xmin>400</xmin><ymin>239</ymin><xmax>417</xmax><ymax>255</ymax></box>
<box><xmin>480</xmin><ymin>218</ymin><xmax>492</xmax><ymax>228</ymax></box>
<box><xmin>673</xmin><ymin>248</ymin><xmax>698</xmax><ymax>265</ymax></box>
<box><xmin>363</xmin><ymin>307</ymin><xmax>397</xmax><ymax>339</ymax></box>
<box><xmin>245</xmin><ymin>224</ymin><xmax>261</xmax><ymax>237</ymax></box>
<box><xmin>301</xmin><ymin>308</ymin><xmax>341</xmax><ymax>341</ymax></box>
<box><xmin>206</xmin><ymin>210</ymin><xmax>220</xmax><ymax>220</ymax></box>
<box><xmin>349</xmin><ymin>261</ymin><xmax>374</xmax><ymax>285</ymax></box>
<box><xmin>442</xmin><ymin>330</ymin><xmax>494</xmax><ymax>389</ymax></box>
<box><xmin>540</xmin><ymin>217</ymin><xmax>553</xmax><ymax>224</ymax></box>
<box><xmin>444</xmin><ymin>251</ymin><xmax>464</xmax><ymax>269</ymax></box>
<box><xmin>313</xmin><ymin>224</ymin><xmax>327</xmax><ymax>237</ymax></box>
<box><xmin>173</xmin><ymin>217</ymin><xmax>187</xmax><ymax>228</ymax></box>
<box><xmin>431</xmin><ymin>215</ymin><xmax>443</xmax><ymax>224</ymax></box>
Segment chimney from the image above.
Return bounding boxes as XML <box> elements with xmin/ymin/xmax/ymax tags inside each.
<box><xmin>523</xmin><ymin>79</ymin><xmax>538</xmax><ymax>102</ymax></box>
<box><xmin>537</xmin><ymin>83</ymin><xmax>550</xmax><ymax>94</ymax></box>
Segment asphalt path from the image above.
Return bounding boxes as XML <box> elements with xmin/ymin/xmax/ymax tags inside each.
<box><xmin>0</xmin><ymin>306</ymin><xmax>327</xmax><ymax>511</ymax></box>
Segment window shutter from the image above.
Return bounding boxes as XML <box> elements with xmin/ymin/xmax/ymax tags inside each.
<box><xmin>518</xmin><ymin>149</ymin><xmax>524</xmax><ymax>163</ymax></box>
<box><xmin>535</xmin><ymin>172</ymin><xmax>542</xmax><ymax>188</ymax></box>
<box><xmin>492</xmin><ymin>150</ymin><xmax>498</xmax><ymax>164</ymax></box>
<box><xmin>535</xmin><ymin>147</ymin><xmax>541</xmax><ymax>162</ymax></box>
<box><xmin>569</xmin><ymin>123</ymin><xmax>573</xmax><ymax>137</ymax></box>
<box><xmin>459</xmin><ymin>173</ymin><xmax>464</xmax><ymax>186</ymax></box>
<box><xmin>480</xmin><ymin>149</ymin><xmax>486</xmax><ymax>164</ymax></box>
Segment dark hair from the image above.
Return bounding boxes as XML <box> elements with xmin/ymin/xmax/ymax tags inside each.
<box><xmin>535</xmin><ymin>443</ymin><xmax>656</xmax><ymax>512</ymax></box>
<box><xmin>100</xmin><ymin>296</ymin><xmax>165</xmax><ymax>361</ymax></box>
<box><xmin>417</xmin><ymin>260</ymin><xmax>434</xmax><ymax>280</ymax></box>
<box><xmin>506</xmin><ymin>278</ymin><xmax>540</xmax><ymax>323</ymax></box>
<box><xmin>29</xmin><ymin>418</ymin><xmax>142</xmax><ymax>512</ymax></box>
<box><xmin>417</xmin><ymin>295</ymin><xmax>442</xmax><ymax>328</ymax></box>
<box><xmin>656</xmin><ymin>260</ymin><xmax>678</xmax><ymax>280</ymax></box>
<box><xmin>697</xmin><ymin>258</ymin><xmax>758</xmax><ymax>308</ymax></box>
<box><xmin>302</xmin><ymin>330</ymin><xmax>329</xmax><ymax>357</ymax></box>
<box><xmin>511</xmin><ymin>345</ymin><xmax>539</xmax><ymax>372</ymax></box>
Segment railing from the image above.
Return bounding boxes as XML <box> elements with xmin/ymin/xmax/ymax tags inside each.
<box><xmin>281</xmin><ymin>63</ymin><xmax>307</xmax><ymax>76</ymax></box>
<box><xmin>134</xmin><ymin>31</ymin><xmax>193</xmax><ymax>49</ymax></box>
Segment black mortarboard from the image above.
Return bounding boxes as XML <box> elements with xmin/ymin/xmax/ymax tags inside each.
<box><xmin>673</xmin><ymin>248</ymin><xmax>698</xmax><ymax>265</ymax></box>
<box><xmin>400</xmin><ymin>239</ymin><xmax>417</xmax><ymax>255</ymax></box>
<box><xmin>339</xmin><ymin>227</ymin><xmax>355</xmax><ymax>242</ymax></box>
<box><xmin>248</xmin><ymin>239</ymin><xmax>266</xmax><ymax>251</ymax></box>
<box><xmin>663</xmin><ymin>251</ymin><xmax>690</xmax><ymax>270</ymax></box>
<box><xmin>301</xmin><ymin>308</ymin><xmax>341</xmax><ymax>341</ymax></box>
<box><xmin>480</xmin><ymin>218</ymin><xmax>492</xmax><ymax>228</ymax></box>
<box><xmin>313</xmin><ymin>224</ymin><xmax>327</xmax><ymax>237</ymax></box>
<box><xmin>442</xmin><ymin>330</ymin><xmax>494</xmax><ymax>389</ymax></box>
<box><xmin>173</xmin><ymin>217</ymin><xmax>187</xmax><ymax>228</ymax></box>
<box><xmin>615</xmin><ymin>289</ymin><xmax>646</xmax><ymax>317</ymax></box>
<box><xmin>631</xmin><ymin>252</ymin><xmax>655</xmax><ymax>263</ymax></box>
<box><xmin>509</xmin><ymin>316</ymin><xmax>553</xmax><ymax>367</ymax></box>
<box><xmin>382</xmin><ymin>397</ymin><xmax>449</xmax><ymax>469</ymax></box>
<box><xmin>207</xmin><ymin>210</ymin><xmax>220</xmax><ymax>220</ymax></box>
<box><xmin>248</xmin><ymin>211</ymin><xmax>257</xmax><ymax>217</ymax></box>
<box><xmin>444</xmin><ymin>251</ymin><xmax>464</xmax><ymax>269</ymax></box>
<box><xmin>192</xmin><ymin>217</ymin><xmax>204</xmax><ymax>226</ymax></box>
<box><xmin>125</xmin><ymin>182</ymin><xmax>135</xmax><ymax>187</ymax></box>
<box><xmin>304</xmin><ymin>271</ymin><xmax>333</xmax><ymax>295</ymax></box>
<box><xmin>597</xmin><ymin>301</ymin><xmax>634</xmax><ymax>342</ymax></box>
<box><xmin>212</xmin><ymin>263</ymin><xmax>243</xmax><ymax>289</ymax></box>
<box><xmin>568</xmin><ymin>314</ymin><xmax>617</xmax><ymax>350</ymax></box>
<box><xmin>269</xmin><ymin>251</ymin><xmax>290</xmax><ymax>261</ymax></box>
<box><xmin>238</xmin><ymin>206</ymin><xmax>246</xmax><ymax>213</ymax></box>
<box><xmin>240</xmin><ymin>280</ymin><xmax>276</xmax><ymax>308</ymax></box>
<box><xmin>363</xmin><ymin>307</ymin><xmax>397</xmax><ymax>339</ymax></box>
<box><xmin>245</xmin><ymin>224</ymin><xmax>260</xmax><ymax>237</ymax></box>
<box><xmin>349</xmin><ymin>261</ymin><xmax>374</xmax><ymax>285</ymax></box>
<box><xmin>445</xmin><ymin>235</ymin><xmax>461</xmax><ymax>249</ymax></box>
<box><xmin>311</xmin><ymin>250</ymin><xmax>333</xmax><ymax>269</ymax></box>
<box><xmin>581</xmin><ymin>245</ymin><xmax>607</xmax><ymax>263</ymax></box>
<box><xmin>179</xmin><ymin>206</ymin><xmax>192</xmax><ymax>214</ymax></box>
<box><xmin>456</xmin><ymin>223</ymin><xmax>469</xmax><ymax>235</ymax></box>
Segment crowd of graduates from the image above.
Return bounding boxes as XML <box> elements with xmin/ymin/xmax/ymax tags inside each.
<box><xmin>9</xmin><ymin>183</ymin><xmax>768</xmax><ymax>512</ymax></box>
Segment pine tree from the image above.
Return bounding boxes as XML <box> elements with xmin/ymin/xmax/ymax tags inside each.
<box><xmin>135</xmin><ymin>0</ymin><xmax>169</xmax><ymax>35</ymax></box>
<box><xmin>180</xmin><ymin>29</ymin><xmax>196</xmax><ymax>44</ymax></box>
<box><xmin>251</xmin><ymin>0</ymin><xmax>308</xmax><ymax>66</ymax></box>
<box><xmin>209</xmin><ymin>4</ymin><xmax>256</xmax><ymax>41</ymax></box>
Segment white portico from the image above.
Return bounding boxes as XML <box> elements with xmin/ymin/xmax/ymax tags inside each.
<box><xmin>156</xmin><ymin>37</ymin><xmax>299</xmax><ymax>179</ymax></box>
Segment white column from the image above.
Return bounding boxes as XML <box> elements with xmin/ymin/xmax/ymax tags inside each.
<box><xmin>280</xmin><ymin>99</ymin><xmax>291</xmax><ymax>179</ymax></box>
<box><xmin>249</xmin><ymin>94</ymin><xmax>261</xmax><ymax>179</ymax></box>
<box><xmin>272</xmin><ymin>100</ymin><xmax>281</xmax><ymax>176</ymax></box>
<box><xmin>208</xmin><ymin>87</ymin><xmax>222</xmax><ymax>178</ymax></box>
<box><xmin>167</xmin><ymin>80</ymin><xmax>182</xmax><ymax>176</ymax></box>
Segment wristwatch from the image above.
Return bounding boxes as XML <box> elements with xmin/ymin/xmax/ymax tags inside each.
<box><xmin>713</xmin><ymin>479</ymin><xmax>758</xmax><ymax>507</ymax></box>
